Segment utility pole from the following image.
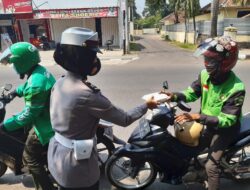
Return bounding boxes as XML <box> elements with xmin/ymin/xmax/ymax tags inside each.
<box><xmin>121</xmin><ymin>0</ymin><xmax>127</xmax><ymax>55</ymax></box>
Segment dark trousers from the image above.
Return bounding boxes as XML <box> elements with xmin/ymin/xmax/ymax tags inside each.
<box><xmin>199</xmin><ymin>126</ymin><xmax>239</xmax><ymax>190</ymax></box>
<box><xmin>22</xmin><ymin>128</ymin><xmax>55</xmax><ymax>190</ymax></box>
<box><xmin>59</xmin><ymin>181</ymin><xmax>99</xmax><ymax>190</ymax></box>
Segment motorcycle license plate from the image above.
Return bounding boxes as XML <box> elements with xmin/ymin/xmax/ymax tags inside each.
<box><xmin>139</xmin><ymin>118</ymin><xmax>151</xmax><ymax>139</ymax></box>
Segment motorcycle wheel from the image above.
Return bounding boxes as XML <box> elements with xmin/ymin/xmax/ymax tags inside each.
<box><xmin>97</xmin><ymin>136</ymin><xmax>115</xmax><ymax>169</ymax></box>
<box><xmin>0</xmin><ymin>161</ymin><xmax>7</xmax><ymax>177</ymax></box>
<box><xmin>224</xmin><ymin>144</ymin><xmax>250</xmax><ymax>181</ymax></box>
<box><xmin>105</xmin><ymin>155</ymin><xmax>157</xmax><ymax>190</ymax></box>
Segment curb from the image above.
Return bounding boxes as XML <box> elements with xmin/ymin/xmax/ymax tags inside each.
<box><xmin>238</xmin><ymin>54</ymin><xmax>250</xmax><ymax>60</ymax></box>
<box><xmin>38</xmin><ymin>56</ymin><xmax>139</xmax><ymax>67</ymax></box>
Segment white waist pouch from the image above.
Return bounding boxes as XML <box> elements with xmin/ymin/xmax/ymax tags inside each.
<box><xmin>73</xmin><ymin>139</ymin><xmax>94</xmax><ymax>160</ymax></box>
<box><xmin>55</xmin><ymin>132</ymin><xmax>94</xmax><ymax>161</ymax></box>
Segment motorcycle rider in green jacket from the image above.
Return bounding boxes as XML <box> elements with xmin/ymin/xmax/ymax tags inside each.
<box><xmin>0</xmin><ymin>42</ymin><xmax>56</xmax><ymax>190</ymax></box>
<box><xmin>163</xmin><ymin>36</ymin><xmax>245</xmax><ymax>190</ymax></box>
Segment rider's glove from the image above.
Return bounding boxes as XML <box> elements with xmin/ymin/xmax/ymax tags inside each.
<box><xmin>7</xmin><ymin>90</ymin><xmax>18</xmax><ymax>101</ymax></box>
<box><xmin>0</xmin><ymin>123</ymin><xmax>6</xmax><ymax>134</ymax></box>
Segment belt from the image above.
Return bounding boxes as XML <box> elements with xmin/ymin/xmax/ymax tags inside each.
<box><xmin>54</xmin><ymin>132</ymin><xmax>74</xmax><ymax>149</ymax></box>
<box><xmin>54</xmin><ymin>132</ymin><xmax>96</xmax><ymax>149</ymax></box>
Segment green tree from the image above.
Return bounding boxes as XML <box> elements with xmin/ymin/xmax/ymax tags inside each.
<box><xmin>169</xmin><ymin>0</ymin><xmax>200</xmax><ymax>42</ymax></box>
<box><xmin>143</xmin><ymin>0</ymin><xmax>170</xmax><ymax>17</ymax></box>
<box><xmin>135</xmin><ymin>13</ymin><xmax>162</xmax><ymax>29</ymax></box>
<box><xmin>128</xmin><ymin>0</ymin><xmax>141</xmax><ymax>20</ymax></box>
<box><xmin>232</xmin><ymin>0</ymin><xmax>250</xmax><ymax>6</ymax></box>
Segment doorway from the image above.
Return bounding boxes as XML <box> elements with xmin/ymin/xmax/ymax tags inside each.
<box><xmin>95</xmin><ymin>18</ymin><xmax>102</xmax><ymax>46</ymax></box>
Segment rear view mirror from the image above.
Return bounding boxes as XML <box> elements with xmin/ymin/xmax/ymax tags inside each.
<box><xmin>4</xmin><ymin>84</ymin><xmax>12</xmax><ymax>91</ymax></box>
<box><xmin>163</xmin><ymin>81</ymin><xmax>168</xmax><ymax>90</ymax></box>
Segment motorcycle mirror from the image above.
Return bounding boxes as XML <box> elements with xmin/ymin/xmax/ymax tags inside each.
<box><xmin>163</xmin><ymin>81</ymin><xmax>168</xmax><ymax>90</ymax></box>
<box><xmin>3</xmin><ymin>84</ymin><xmax>12</xmax><ymax>91</ymax></box>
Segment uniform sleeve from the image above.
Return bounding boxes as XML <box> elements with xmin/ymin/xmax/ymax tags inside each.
<box><xmin>16</xmin><ymin>84</ymin><xmax>25</xmax><ymax>97</ymax></box>
<box><xmin>199</xmin><ymin>90</ymin><xmax>245</xmax><ymax>128</ymax></box>
<box><xmin>3</xmin><ymin>85</ymin><xmax>49</xmax><ymax>131</ymax></box>
<box><xmin>174</xmin><ymin>74</ymin><xmax>202</xmax><ymax>103</ymax></box>
<box><xmin>87</xmin><ymin>92</ymin><xmax>148</xmax><ymax>127</ymax></box>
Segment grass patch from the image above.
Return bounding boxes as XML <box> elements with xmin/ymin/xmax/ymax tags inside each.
<box><xmin>170</xmin><ymin>41</ymin><xmax>197</xmax><ymax>51</ymax></box>
<box><xmin>129</xmin><ymin>42</ymin><xmax>142</xmax><ymax>51</ymax></box>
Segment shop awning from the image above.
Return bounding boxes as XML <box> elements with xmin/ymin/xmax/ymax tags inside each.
<box><xmin>1</xmin><ymin>0</ymin><xmax>33</xmax><ymax>13</ymax></box>
<box><xmin>32</xmin><ymin>0</ymin><xmax>119</xmax><ymax>10</ymax></box>
<box><xmin>32</xmin><ymin>0</ymin><xmax>119</xmax><ymax>19</ymax></box>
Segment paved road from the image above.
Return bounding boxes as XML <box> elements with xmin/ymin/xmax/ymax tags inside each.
<box><xmin>0</xmin><ymin>34</ymin><xmax>250</xmax><ymax>190</ymax></box>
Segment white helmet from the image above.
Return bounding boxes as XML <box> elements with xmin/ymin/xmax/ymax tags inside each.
<box><xmin>60</xmin><ymin>27</ymin><xmax>102</xmax><ymax>53</ymax></box>
<box><xmin>175</xmin><ymin>121</ymin><xmax>204</xmax><ymax>147</ymax></box>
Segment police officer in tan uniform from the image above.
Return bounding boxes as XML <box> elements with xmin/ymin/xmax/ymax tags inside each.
<box><xmin>47</xmin><ymin>27</ymin><xmax>158</xmax><ymax>190</ymax></box>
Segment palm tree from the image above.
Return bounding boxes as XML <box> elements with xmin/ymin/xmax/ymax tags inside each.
<box><xmin>210</xmin><ymin>0</ymin><xmax>220</xmax><ymax>37</ymax></box>
<box><xmin>188</xmin><ymin>0</ymin><xmax>200</xmax><ymax>43</ymax></box>
<box><xmin>233</xmin><ymin>0</ymin><xmax>250</xmax><ymax>6</ymax></box>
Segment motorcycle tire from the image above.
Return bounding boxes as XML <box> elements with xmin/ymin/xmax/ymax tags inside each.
<box><xmin>0</xmin><ymin>161</ymin><xmax>7</xmax><ymax>177</ymax></box>
<box><xmin>105</xmin><ymin>154</ymin><xmax>157</xmax><ymax>190</ymax></box>
<box><xmin>97</xmin><ymin>136</ymin><xmax>115</xmax><ymax>170</ymax></box>
<box><xmin>223</xmin><ymin>144</ymin><xmax>250</xmax><ymax>181</ymax></box>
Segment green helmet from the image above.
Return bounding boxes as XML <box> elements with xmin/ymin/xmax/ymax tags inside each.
<box><xmin>0</xmin><ymin>42</ymin><xmax>40</xmax><ymax>74</ymax></box>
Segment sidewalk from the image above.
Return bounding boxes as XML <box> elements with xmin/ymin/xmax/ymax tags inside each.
<box><xmin>39</xmin><ymin>47</ymin><xmax>139</xmax><ymax>66</ymax></box>
<box><xmin>239</xmin><ymin>49</ymin><xmax>250</xmax><ymax>60</ymax></box>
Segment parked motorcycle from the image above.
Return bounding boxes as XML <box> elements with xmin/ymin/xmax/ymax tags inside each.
<box><xmin>38</xmin><ymin>35</ymin><xmax>50</xmax><ymax>51</ymax></box>
<box><xmin>0</xmin><ymin>84</ymin><xmax>125</xmax><ymax>178</ymax></box>
<box><xmin>105</xmin><ymin>81</ymin><xmax>250</xmax><ymax>190</ymax></box>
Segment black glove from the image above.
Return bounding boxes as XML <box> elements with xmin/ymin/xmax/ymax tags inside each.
<box><xmin>0</xmin><ymin>122</ymin><xmax>5</xmax><ymax>134</ymax></box>
<box><xmin>7</xmin><ymin>90</ymin><xmax>18</xmax><ymax>100</ymax></box>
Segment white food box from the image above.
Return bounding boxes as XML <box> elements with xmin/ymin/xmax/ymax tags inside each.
<box><xmin>142</xmin><ymin>92</ymin><xmax>170</xmax><ymax>103</ymax></box>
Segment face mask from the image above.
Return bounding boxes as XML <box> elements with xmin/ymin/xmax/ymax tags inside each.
<box><xmin>204</xmin><ymin>56</ymin><xmax>221</xmax><ymax>75</ymax></box>
<box><xmin>89</xmin><ymin>57</ymin><xmax>101</xmax><ymax>76</ymax></box>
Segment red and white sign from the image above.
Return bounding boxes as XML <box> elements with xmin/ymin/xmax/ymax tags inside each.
<box><xmin>34</xmin><ymin>7</ymin><xmax>118</xmax><ymax>19</ymax></box>
<box><xmin>2</xmin><ymin>0</ymin><xmax>32</xmax><ymax>13</ymax></box>
<box><xmin>0</xmin><ymin>0</ymin><xmax>4</xmax><ymax>13</ymax></box>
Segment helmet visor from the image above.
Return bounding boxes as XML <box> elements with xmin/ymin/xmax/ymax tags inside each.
<box><xmin>0</xmin><ymin>48</ymin><xmax>12</xmax><ymax>65</ymax></box>
<box><xmin>194</xmin><ymin>38</ymin><xmax>219</xmax><ymax>57</ymax></box>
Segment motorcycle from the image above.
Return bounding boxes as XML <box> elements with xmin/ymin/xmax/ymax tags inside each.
<box><xmin>0</xmin><ymin>84</ymin><xmax>125</xmax><ymax>179</ymax></box>
<box><xmin>38</xmin><ymin>35</ymin><xmax>50</xmax><ymax>51</ymax></box>
<box><xmin>97</xmin><ymin>120</ymin><xmax>126</xmax><ymax>169</ymax></box>
<box><xmin>105</xmin><ymin>81</ymin><xmax>250</xmax><ymax>190</ymax></box>
<box><xmin>0</xmin><ymin>83</ymin><xmax>55</xmax><ymax>181</ymax></box>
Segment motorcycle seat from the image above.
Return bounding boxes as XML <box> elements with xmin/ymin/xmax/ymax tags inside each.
<box><xmin>230</xmin><ymin>112</ymin><xmax>250</xmax><ymax>145</ymax></box>
<box><xmin>132</xmin><ymin>132</ymin><xmax>167</xmax><ymax>148</ymax></box>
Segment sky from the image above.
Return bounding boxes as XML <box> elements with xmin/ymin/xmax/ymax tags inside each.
<box><xmin>135</xmin><ymin>0</ymin><xmax>211</xmax><ymax>16</ymax></box>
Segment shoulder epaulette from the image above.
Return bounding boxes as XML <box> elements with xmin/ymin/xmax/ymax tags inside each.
<box><xmin>82</xmin><ymin>81</ymin><xmax>100</xmax><ymax>93</ymax></box>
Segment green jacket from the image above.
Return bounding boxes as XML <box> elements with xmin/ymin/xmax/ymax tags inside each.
<box><xmin>4</xmin><ymin>65</ymin><xmax>56</xmax><ymax>145</ymax></box>
<box><xmin>175</xmin><ymin>70</ymin><xmax>245</xmax><ymax>128</ymax></box>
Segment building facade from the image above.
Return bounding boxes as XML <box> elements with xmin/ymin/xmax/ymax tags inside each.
<box><xmin>0</xmin><ymin>0</ymin><xmax>129</xmax><ymax>50</ymax></box>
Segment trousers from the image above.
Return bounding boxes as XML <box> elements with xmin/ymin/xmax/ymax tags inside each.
<box><xmin>22</xmin><ymin>128</ymin><xmax>55</xmax><ymax>190</ymax></box>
